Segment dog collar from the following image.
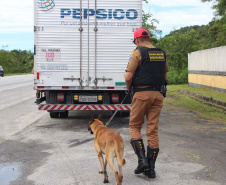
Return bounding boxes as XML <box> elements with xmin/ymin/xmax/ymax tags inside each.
<box><xmin>94</xmin><ymin>124</ymin><xmax>103</xmax><ymax>131</ymax></box>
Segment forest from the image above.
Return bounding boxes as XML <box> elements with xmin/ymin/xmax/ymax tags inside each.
<box><xmin>0</xmin><ymin>50</ymin><xmax>33</xmax><ymax>74</ymax></box>
<box><xmin>156</xmin><ymin>17</ymin><xmax>226</xmax><ymax>84</ymax></box>
<box><xmin>145</xmin><ymin>0</ymin><xmax>226</xmax><ymax>84</ymax></box>
<box><xmin>0</xmin><ymin>0</ymin><xmax>225</xmax><ymax>84</ymax></box>
<box><xmin>156</xmin><ymin>16</ymin><xmax>226</xmax><ymax>84</ymax></box>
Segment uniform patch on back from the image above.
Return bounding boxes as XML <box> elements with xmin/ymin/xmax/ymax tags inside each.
<box><xmin>148</xmin><ymin>51</ymin><xmax>165</xmax><ymax>62</ymax></box>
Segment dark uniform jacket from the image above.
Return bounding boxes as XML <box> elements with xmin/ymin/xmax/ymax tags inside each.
<box><xmin>132</xmin><ymin>47</ymin><xmax>166</xmax><ymax>87</ymax></box>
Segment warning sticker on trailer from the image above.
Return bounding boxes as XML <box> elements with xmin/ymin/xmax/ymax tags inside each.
<box><xmin>41</xmin><ymin>48</ymin><xmax>61</xmax><ymax>62</ymax></box>
<box><xmin>115</xmin><ymin>82</ymin><xmax>126</xmax><ymax>86</ymax></box>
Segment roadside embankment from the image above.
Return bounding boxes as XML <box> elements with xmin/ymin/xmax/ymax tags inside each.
<box><xmin>178</xmin><ymin>90</ymin><xmax>226</xmax><ymax>111</ymax></box>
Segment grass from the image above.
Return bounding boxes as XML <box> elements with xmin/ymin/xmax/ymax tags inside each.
<box><xmin>5</xmin><ymin>73</ymin><xmax>32</xmax><ymax>76</ymax></box>
<box><xmin>171</xmin><ymin>84</ymin><xmax>226</xmax><ymax>102</ymax></box>
<box><xmin>165</xmin><ymin>84</ymin><xmax>226</xmax><ymax>122</ymax></box>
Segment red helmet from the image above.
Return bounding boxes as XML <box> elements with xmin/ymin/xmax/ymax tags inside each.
<box><xmin>134</xmin><ymin>28</ymin><xmax>150</xmax><ymax>39</ymax></box>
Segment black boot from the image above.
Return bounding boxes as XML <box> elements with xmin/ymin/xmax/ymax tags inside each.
<box><xmin>143</xmin><ymin>146</ymin><xmax>159</xmax><ymax>178</ymax></box>
<box><xmin>130</xmin><ymin>139</ymin><xmax>149</xmax><ymax>174</ymax></box>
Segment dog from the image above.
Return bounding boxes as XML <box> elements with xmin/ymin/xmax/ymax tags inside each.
<box><xmin>88</xmin><ymin>114</ymin><xmax>126</xmax><ymax>185</ymax></box>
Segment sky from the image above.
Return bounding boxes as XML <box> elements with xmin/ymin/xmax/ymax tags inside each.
<box><xmin>0</xmin><ymin>0</ymin><xmax>215</xmax><ymax>51</ymax></box>
<box><xmin>144</xmin><ymin>0</ymin><xmax>215</xmax><ymax>37</ymax></box>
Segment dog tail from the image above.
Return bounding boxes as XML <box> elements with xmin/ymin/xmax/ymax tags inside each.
<box><xmin>116</xmin><ymin>142</ymin><xmax>126</xmax><ymax>166</ymax></box>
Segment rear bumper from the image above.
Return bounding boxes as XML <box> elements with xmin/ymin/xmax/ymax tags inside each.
<box><xmin>38</xmin><ymin>104</ymin><xmax>131</xmax><ymax>111</ymax></box>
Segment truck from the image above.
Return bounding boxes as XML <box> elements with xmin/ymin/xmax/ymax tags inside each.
<box><xmin>34</xmin><ymin>0</ymin><xmax>142</xmax><ymax>118</ymax></box>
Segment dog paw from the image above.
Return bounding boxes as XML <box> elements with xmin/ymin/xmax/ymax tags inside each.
<box><xmin>103</xmin><ymin>180</ymin><xmax>109</xmax><ymax>183</ymax></box>
<box><xmin>99</xmin><ymin>170</ymin><xmax>103</xmax><ymax>174</ymax></box>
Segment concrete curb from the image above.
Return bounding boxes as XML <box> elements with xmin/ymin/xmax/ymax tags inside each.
<box><xmin>178</xmin><ymin>90</ymin><xmax>226</xmax><ymax>111</ymax></box>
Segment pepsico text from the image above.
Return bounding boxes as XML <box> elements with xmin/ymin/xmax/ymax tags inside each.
<box><xmin>61</xmin><ymin>8</ymin><xmax>138</xmax><ymax>20</ymax></box>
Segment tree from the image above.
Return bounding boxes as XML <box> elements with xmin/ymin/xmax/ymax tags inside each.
<box><xmin>0</xmin><ymin>50</ymin><xmax>34</xmax><ymax>74</ymax></box>
<box><xmin>202</xmin><ymin>0</ymin><xmax>226</xmax><ymax>17</ymax></box>
<box><xmin>157</xmin><ymin>30</ymin><xmax>200</xmax><ymax>84</ymax></box>
<box><xmin>208</xmin><ymin>17</ymin><xmax>226</xmax><ymax>46</ymax></box>
<box><xmin>142</xmin><ymin>0</ymin><xmax>162</xmax><ymax>44</ymax></box>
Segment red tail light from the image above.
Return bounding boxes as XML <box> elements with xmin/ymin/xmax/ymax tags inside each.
<box><xmin>62</xmin><ymin>86</ymin><xmax>69</xmax><ymax>89</ymax></box>
<box><xmin>112</xmin><ymin>94</ymin><xmax>119</xmax><ymax>103</ymax></box>
<box><xmin>107</xmin><ymin>87</ymin><xmax>114</xmax><ymax>89</ymax></box>
<box><xmin>37</xmin><ymin>72</ymin><xmax>40</xmax><ymax>80</ymax></box>
<box><xmin>57</xmin><ymin>93</ymin><xmax>64</xmax><ymax>102</ymax></box>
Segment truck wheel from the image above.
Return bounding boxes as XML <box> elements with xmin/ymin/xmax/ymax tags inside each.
<box><xmin>60</xmin><ymin>111</ymin><xmax>69</xmax><ymax>118</ymax></box>
<box><xmin>50</xmin><ymin>112</ymin><xmax>59</xmax><ymax>118</ymax></box>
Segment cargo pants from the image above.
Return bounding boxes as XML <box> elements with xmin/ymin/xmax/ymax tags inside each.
<box><xmin>129</xmin><ymin>91</ymin><xmax>164</xmax><ymax>148</ymax></box>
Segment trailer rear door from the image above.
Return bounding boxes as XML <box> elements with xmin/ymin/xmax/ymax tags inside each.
<box><xmin>34</xmin><ymin>0</ymin><xmax>142</xmax><ymax>89</ymax></box>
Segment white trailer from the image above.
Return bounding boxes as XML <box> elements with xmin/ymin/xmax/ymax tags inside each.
<box><xmin>34</xmin><ymin>0</ymin><xmax>142</xmax><ymax>118</ymax></box>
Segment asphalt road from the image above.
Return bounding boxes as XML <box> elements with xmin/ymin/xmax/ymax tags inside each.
<box><xmin>0</xmin><ymin>75</ymin><xmax>225</xmax><ymax>185</ymax></box>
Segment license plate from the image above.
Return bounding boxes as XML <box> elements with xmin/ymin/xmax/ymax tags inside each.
<box><xmin>79</xmin><ymin>96</ymin><xmax>97</xmax><ymax>102</ymax></box>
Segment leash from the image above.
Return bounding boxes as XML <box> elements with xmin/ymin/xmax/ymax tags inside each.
<box><xmin>105</xmin><ymin>91</ymin><xmax>130</xmax><ymax>127</ymax></box>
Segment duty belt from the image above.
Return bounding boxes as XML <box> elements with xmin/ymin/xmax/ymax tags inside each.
<box><xmin>134</xmin><ymin>86</ymin><xmax>161</xmax><ymax>93</ymax></box>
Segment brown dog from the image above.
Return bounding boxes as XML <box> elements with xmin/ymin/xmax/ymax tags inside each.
<box><xmin>88</xmin><ymin>114</ymin><xmax>126</xmax><ymax>185</ymax></box>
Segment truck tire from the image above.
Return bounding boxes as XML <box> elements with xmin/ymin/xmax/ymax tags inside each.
<box><xmin>59</xmin><ymin>111</ymin><xmax>69</xmax><ymax>118</ymax></box>
<box><xmin>50</xmin><ymin>112</ymin><xmax>59</xmax><ymax>118</ymax></box>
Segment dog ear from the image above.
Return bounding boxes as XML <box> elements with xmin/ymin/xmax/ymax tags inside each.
<box><xmin>88</xmin><ymin>115</ymin><xmax>94</xmax><ymax>134</ymax></box>
<box><xmin>98</xmin><ymin>113</ymin><xmax>103</xmax><ymax>121</ymax></box>
<box><xmin>90</xmin><ymin>114</ymin><xmax>94</xmax><ymax>125</ymax></box>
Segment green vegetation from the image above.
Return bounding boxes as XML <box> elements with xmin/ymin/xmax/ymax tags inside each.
<box><xmin>0</xmin><ymin>50</ymin><xmax>33</xmax><ymax>74</ymax></box>
<box><xmin>142</xmin><ymin>0</ymin><xmax>161</xmax><ymax>45</ymax></box>
<box><xmin>156</xmin><ymin>16</ymin><xmax>226</xmax><ymax>84</ymax></box>
<box><xmin>165</xmin><ymin>84</ymin><xmax>226</xmax><ymax>121</ymax></box>
<box><xmin>4</xmin><ymin>73</ymin><xmax>32</xmax><ymax>76</ymax></box>
<box><xmin>149</xmin><ymin>0</ymin><xmax>226</xmax><ymax>85</ymax></box>
<box><xmin>202</xmin><ymin>0</ymin><xmax>226</xmax><ymax>17</ymax></box>
<box><xmin>174</xmin><ymin>84</ymin><xmax>226</xmax><ymax>102</ymax></box>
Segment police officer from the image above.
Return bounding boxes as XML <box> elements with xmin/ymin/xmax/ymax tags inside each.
<box><xmin>125</xmin><ymin>28</ymin><xmax>169</xmax><ymax>178</ymax></box>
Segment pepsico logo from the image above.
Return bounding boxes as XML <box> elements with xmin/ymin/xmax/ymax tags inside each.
<box><xmin>38</xmin><ymin>0</ymin><xmax>55</xmax><ymax>12</ymax></box>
